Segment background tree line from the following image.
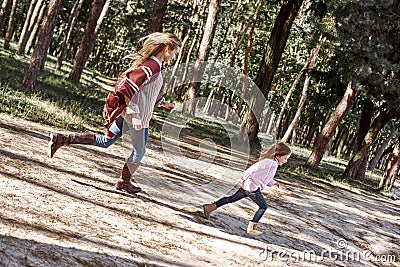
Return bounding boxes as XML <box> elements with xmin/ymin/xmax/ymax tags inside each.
<box><xmin>0</xmin><ymin>0</ymin><xmax>399</xmax><ymax>191</ymax></box>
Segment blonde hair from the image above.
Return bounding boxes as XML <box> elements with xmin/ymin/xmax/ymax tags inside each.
<box><xmin>259</xmin><ymin>142</ymin><xmax>291</xmax><ymax>161</ymax></box>
<box><xmin>124</xmin><ymin>32</ymin><xmax>181</xmax><ymax>69</ymax></box>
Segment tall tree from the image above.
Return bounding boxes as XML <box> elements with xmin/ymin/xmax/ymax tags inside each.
<box><xmin>16</xmin><ymin>0</ymin><xmax>37</xmax><ymax>55</ymax></box>
<box><xmin>69</xmin><ymin>0</ymin><xmax>105</xmax><ymax>83</ymax></box>
<box><xmin>306</xmin><ymin>82</ymin><xmax>356</xmax><ymax>168</ymax></box>
<box><xmin>238</xmin><ymin>1</ymin><xmax>264</xmax><ymax>115</ymax></box>
<box><xmin>342</xmin><ymin>107</ymin><xmax>396</xmax><ymax>180</ymax></box>
<box><xmin>182</xmin><ymin>0</ymin><xmax>221</xmax><ymax>115</ymax></box>
<box><xmin>351</xmin><ymin>99</ymin><xmax>374</xmax><ymax>152</ymax></box>
<box><xmin>328</xmin><ymin>0</ymin><xmax>400</xmax><ymax>180</ymax></box>
<box><xmin>368</xmin><ymin>128</ymin><xmax>398</xmax><ymax>171</ymax></box>
<box><xmin>146</xmin><ymin>0</ymin><xmax>168</xmax><ymax>34</ymax></box>
<box><xmin>3</xmin><ymin>0</ymin><xmax>17</xmax><ymax>50</ymax></box>
<box><xmin>22</xmin><ymin>0</ymin><xmax>62</xmax><ymax>90</ymax></box>
<box><xmin>378</xmin><ymin>138</ymin><xmax>400</xmax><ymax>190</ymax></box>
<box><xmin>56</xmin><ymin>0</ymin><xmax>84</xmax><ymax>70</ymax></box>
<box><xmin>24</xmin><ymin>0</ymin><xmax>46</xmax><ymax>54</ymax></box>
<box><xmin>239</xmin><ymin>0</ymin><xmax>304</xmax><ymax>150</ymax></box>
<box><xmin>280</xmin><ymin>36</ymin><xmax>324</xmax><ymax>143</ymax></box>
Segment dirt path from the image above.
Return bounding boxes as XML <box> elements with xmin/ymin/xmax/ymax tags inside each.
<box><xmin>0</xmin><ymin>113</ymin><xmax>399</xmax><ymax>267</ymax></box>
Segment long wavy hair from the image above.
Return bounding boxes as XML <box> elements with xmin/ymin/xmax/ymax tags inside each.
<box><xmin>259</xmin><ymin>142</ymin><xmax>291</xmax><ymax>161</ymax></box>
<box><xmin>124</xmin><ymin>32</ymin><xmax>181</xmax><ymax>71</ymax></box>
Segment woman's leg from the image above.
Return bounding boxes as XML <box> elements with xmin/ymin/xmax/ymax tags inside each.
<box><xmin>94</xmin><ymin>117</ymin><xmax>125</xmax><ymax>148</ymax></box>
<box><xmin>127</xmin><ymin>128</ymin><xmax>148</xmax><ymax>163</ymax></box>
<box><xmin>115</xmin><ymin>128</ymin><xmax>148</xmax><ymax>194</ymax></box>
<box><xmin>246</xmin><ymin>188</ymin><xmax>268</xmax><ymax>222</ymax></box>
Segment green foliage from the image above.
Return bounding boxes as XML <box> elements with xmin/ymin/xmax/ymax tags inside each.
<box><xmin>0</xmin><ymin>50</ymin><xmax>105</xmax><ymax>132</ymax></box>
<box><xmin>327</xmin><ymin>0</ymin><xmax>400</xmax><ymax>106</ymax></box>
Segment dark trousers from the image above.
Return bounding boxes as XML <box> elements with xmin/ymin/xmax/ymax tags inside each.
<box><xmin>215</xmin><ymin>187</ymin><xmax>268</xmax><ymax>222</ymax></box>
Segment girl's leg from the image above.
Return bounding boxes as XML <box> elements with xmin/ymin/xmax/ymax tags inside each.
<box><xmin>215</xmin><ymin>187</ymin><xmax>248</xmax><ymax>208</ymax></box>
<box><xmin>246</xmin><ymin>188</ymin><xmax>268</xmax><ymax>222</ymax></box>
<box><xmin>203</xmin><ymin>187</ymin><xmax>247</xmax><ymax>219</ymax></box>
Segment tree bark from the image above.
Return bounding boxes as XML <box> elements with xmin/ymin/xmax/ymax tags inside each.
<box><xmin>368</xmin><ymin>128</ymin><xmax>398</xmax><ymax>171</ymax></box>
<box><xmin>379</xmin><ymin>138</ymin><xmax>400</xmax><ymax>190</ymax></box>
<box><xmin>24</xmin><ymin>0</ymin><xmax>46</xmax><ymax>54</ymax></box>
<box><xmin>274</xmin><ymin>41</ymin><xmax>320</xmax><ymax>135</ymax></box>
<box><xmin>239</xmin><ymin>0</ymin><xmax>304</xmax><ymax>150</ymax></box>
<box><xmin>281</xmin><ymin>37</ymin><xmax>323</xmax><ymax>143</ymax></box>
<box><xmin>306</xmin><ymin>82</ymin><xmax>356</xmax><ymax>168</ymax></box>
<box><xmin>342</xmin><ymin>107</ymin><xmax>396</xmax><ymax>180</ymax></box>
<box><xmin>0</xmin><ymin>0</ymin><xmax>10</xmax><ymax>37</ymax></box>
<box><xmin>182</xmin><ymin>0</ymin><xmax>221</xmax><ymax>116</ymax></box>
<box><xmin>22</xmin><ymin>0</ymin><xmax>62</xmax><ymax>90</ymax></box>
<box><xmin>176</xmin><ymin>2</ymin><xmax>207</xmax><ymax>99</ymax></box>
<box><xmin>352</xmin><ymin>98</ymin><xmax>374</xmax><ymax>152</ymax></box>
<box><xmin>238</xmin><ymin>3</ymin><xmax>261</xmax><ymax>115</ymax></box>
<box><xmin>3</xmin><ymin>0</ymin><xmax>17</xmax><ymax>50</ymax></box>
<box><xmin>146</xmin><ymin>0</ymin><xmax>168</xmax><ymax>34</ymax></box>
<box><xmin>69</xmin><ymin>0</ymin><xmax>105</xmax><ymax>83</ymax></box>
<box><xmin>211</xmin><ymin>19</ymin><xmax>251</xmax><ymax>117</ymax></box>
<box><xmin>16</xmin><ymin>0</ymin><xmax>37</xmax><ymax>55</ymax></box>
<box><xmin>56</xmin><ymin>0</ymin><xmax>84</xmax><ymax>70</ymax></box>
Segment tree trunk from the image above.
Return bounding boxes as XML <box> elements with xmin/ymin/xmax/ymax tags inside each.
<box><xmin>146</xmin><ymin>0</ymin><xmax>167</xmax><ymax>34</ymax></box>
<box><xmin>306</xmin><ymin>82</ymin><xmax>356</xmax><ymax>168</ymax></box>
<box><xmin>182</xmin><ymin>0</ymin><xmax>221</xmax><ymax>116</ymax></box>
<box><xmin>238</xmin><ymin>3</ymin><xmax>260</xmax><ymax>115</ymax></box>
<box><xmin>69</xmin><ymin>0</ymin><xmax>105</xmax><ymax>83</ymax></box>
<box><xmin>3</xmin><ymin>0</ymin><xmax>17</xmax><ymax>50</ymax></box>
<box><xmin>176</xmin><ymin>2</ymin><xmax>207</xmax><ymax>99</ymax></box>
<box><xmin>281</xmin><ymin>37</ymin><xmax>323</xmax><ymax>143</ymax></box>
<box><xmin>336</xmin><ymin>128</ymin><xmax>349</xmax><ymax>158</ymax></box>
<box><xmin>24</xmin><ymin>0</ymin><xmax>46</xmax><ymax>54</ymax></box>
<box><xmin>56</xmin><ymin>0</ymin><xmax>84</xmax><ymax>70</ymax></box>
<box><xmin>211</xmin><ymin>19</ymin><xmax>251</xmax><ymax>117</ymax></box>
<box><xmin>352</xmin><ymin>98</ymin><xmax>374</xmax><ymax>152</ymax></box>
<box><xmin>0</xmin><ymin>0</ymin><xmax>10</xmax><ymax>37</ymax></box>
<box><xmin>16</xmin><ymin>0</ymin><xmax>37</xmax><ymax>55</ymax></box>
<box><xmin>368</xmin><ymin>128</ymin><xmax>398</xmax><ymax>171</ymax></box>
<box><xmin>22</xmin><ymin>0</ymin><xmax>62</xmax><ymax>90</ymax></box>
<box><xmin>239</xmin><ymin>0</ymin><xmax>304</xmax><ymax>150</ymax></box>
<box><xmin>274</xmin><ymin>38</ymin><xmax>322</xmax><ymax>135</ymax></box>
<box><xmin>94</xmin><ymin>0</ymin><xmax>110</xmax><ymax>36</ymax></box>
<box><xmin>379</xmin><ymin>138</ymin><xmax>400</xmax><ymax>190</ymax></box>
<box><xmin>342</xmin><ymin>107</ymin><xmax>396</xmax><ymax>180</ymax></box>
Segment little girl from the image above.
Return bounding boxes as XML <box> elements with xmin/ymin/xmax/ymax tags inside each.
<box><xmin>202</xmin><ymin>142</ymin><xmax>291</xmax><ymax>236</ymax></box>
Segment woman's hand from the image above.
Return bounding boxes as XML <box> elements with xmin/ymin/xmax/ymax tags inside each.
<box><xmin>131</xmin><ymin>114</ymin><xmax>143</xmax><ymax>130</ymax></box>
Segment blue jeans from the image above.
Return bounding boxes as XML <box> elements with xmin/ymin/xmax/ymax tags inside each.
<box><xmin>93</xmin><ymin>116</ymin><xmax>148</xmax><ymax>163</ymax></box>
<box><xmin>215</xmin><ymin>187</ymin><xmax>268</xmax><ymax>222</ymax></box>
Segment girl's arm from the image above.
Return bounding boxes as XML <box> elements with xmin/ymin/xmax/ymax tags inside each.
<box><xmin>266</xmin><ymin>179</ymin><xmax>280</xmax><ymax>187</ymax></box>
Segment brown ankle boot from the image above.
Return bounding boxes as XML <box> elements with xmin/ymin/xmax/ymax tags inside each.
<box><xmin>48</xmin><ymin>132</ymin><xmax>94</xmax><ymax>158</ymax></box>
<box><xmin>115</xmin><ymin>162</ymin><xmax>141</xmax><ymax>194</ymax></box>
<box><xmin>203</xmin><ymin>203</ymin><xmax>217</xmax><ymax>219</ymax></box>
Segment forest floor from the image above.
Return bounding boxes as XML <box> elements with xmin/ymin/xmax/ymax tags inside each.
<box><xmin>0</xmin><ymin>112</ymin><xmax>399</xmax><ymax>267</ymax></box>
